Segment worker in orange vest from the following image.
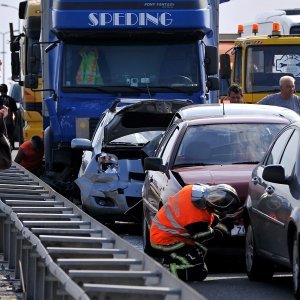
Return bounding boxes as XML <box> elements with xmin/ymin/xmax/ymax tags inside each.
<box><xmin>150</xmin><ymin>183</ymin><xmax>242</xmax><ymax>281</ymax></box>
<box><xmin>76</xmin><ymin>48</ymin><xmax>103</xmax><ymax>85</ymax></box>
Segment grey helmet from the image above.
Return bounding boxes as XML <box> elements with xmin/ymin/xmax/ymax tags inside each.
<box><xmin>191</xmin><ymin>183</ymin><xmax>241</xmax><ymax>215</ymax></box>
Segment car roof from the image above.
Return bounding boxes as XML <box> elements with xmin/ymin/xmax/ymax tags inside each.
<box><xmin>175</xmin><ymin>103</ymin><xmax>300</xmax><ymax>123</ymax></box>
<box><xmin>186</xmin><ymin>114</ymin><xmax>291</xmax><ymax>126</ymax></box>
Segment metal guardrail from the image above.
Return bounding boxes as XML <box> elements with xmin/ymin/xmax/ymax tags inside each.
<box><xmin>0</xmin><ymin>163</ymin><xmax>206</xmax><ymax>300</ymax></box>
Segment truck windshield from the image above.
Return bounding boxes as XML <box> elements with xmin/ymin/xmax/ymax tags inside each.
<box><xmin>62</xmin><ymin>42</ymin><xmax>199</xmax><ymax>92</ymax></box>
<box><xmin>245</xmin><ymin>45</ymin><xmax>300</xmax><ymax>93</ymax></box>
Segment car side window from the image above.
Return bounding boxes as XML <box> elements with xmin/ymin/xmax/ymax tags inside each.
<box><xmin>91</xmin><ymin>112</ymin><xmax>107</xmax><ymax>146</ymax></box>
<box><xmin>280</xmin><ymin>130</ymin><xmax>299</xmax><ymax>178</ymax></box>
<box><xmin>265</xmin><ymin>128</ymin><xmax>294</xmax><ymax>166</ymax></box>
<box><xmin>161</xmin><ymin>127</ymin><xmax>180</xmax><ymax>165</ymax></box>
<box><xmin>157</xmin><ymin>125</ymin><xmax>180</xmax><ymax>165</ymax></box>
<box><xmin>156</xmin><ymin>124</ymin><xmax>178</xmax><ymax>157</ymax></box>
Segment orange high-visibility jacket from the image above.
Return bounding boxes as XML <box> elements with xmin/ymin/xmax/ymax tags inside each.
<box><xmin>76</xmin><ymin>48</ymin><xmax>103</xmax><ymax>85</ymax></box>
<box><xmin>150</xmin><ymin>185</ymin><xmax>214</xmax><ymax>246</ymax></box>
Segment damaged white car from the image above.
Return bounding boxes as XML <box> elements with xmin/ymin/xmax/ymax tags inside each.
<box><xmin>71</xmin><ymin>98</ymin><xmax>191</xmax><ymax>221</ymax></box>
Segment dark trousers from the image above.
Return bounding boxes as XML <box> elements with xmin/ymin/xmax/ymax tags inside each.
<box><xmin>6</xmin><ymin>123</ymin><xmax>15</xmax><ymax>148</ymax></box>
<box><xmin>161</xmin><ymin>244</ymin><xmax>208</xmax><ymax>281</ymax></box>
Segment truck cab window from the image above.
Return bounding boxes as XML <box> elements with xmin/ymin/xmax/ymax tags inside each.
<box><xmin>245</xmin><ymin>45</ymin><xmax>300</xmax><ymax>94</ymax></box>
<box><xmin>232</xmin><ymin>47</ymin><xmax>242</xmax><ymax>85</ymax></box>
<box><xmin>62</xmin><ymin>42</ymin><xmax>200</xmax><ymax>92</ymax></box>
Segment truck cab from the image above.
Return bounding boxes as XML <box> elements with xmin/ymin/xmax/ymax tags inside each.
<box><xmin>220</xmin><ymin>23</ymin><xmax>300</xmax><ymax>103</ymax></box>
<box><xmin>13</xmin><ymin>0</ymin><xmax>220</xmax><ymax>196</ymax></box>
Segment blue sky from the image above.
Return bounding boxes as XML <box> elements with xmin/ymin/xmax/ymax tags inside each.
<box><xmin>0</xmin><ymin>0</ymin><xmax>299</xmax><ymax>84</ymax></box>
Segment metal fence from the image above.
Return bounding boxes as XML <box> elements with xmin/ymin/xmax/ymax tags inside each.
<box><xmin>0</xmin><ymin>163</ymin><xmax>206</xmax><ymax>300</ymax></box>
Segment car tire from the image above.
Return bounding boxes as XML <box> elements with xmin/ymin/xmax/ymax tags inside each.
<box><xmin>293</xmin><ymin>233</ymin><xmax>300</xmax><ymax>298</ymax></box>
<box><xmin>143</xmin><ymin>217</ymin><xmax>156</xmax><ymax>256</ymax></box>
<box><xmin>245</xmin><ymin>224</ymin><xmax>274</xmax><ymax>281</ymax></box>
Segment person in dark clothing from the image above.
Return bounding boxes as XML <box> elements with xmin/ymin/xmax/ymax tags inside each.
<box><xmin>0</xmin><ymin>84</ymin><xmax>18</xmax><ymax>148</ymax></box>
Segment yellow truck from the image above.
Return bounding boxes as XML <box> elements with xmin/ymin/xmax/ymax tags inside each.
<box><xmin>12</xmin><ymin>0</ymin><xmax>43</xmax><ymax>142</ymax></box>
<box><xmin>220</xmin><ymin>23</ymin><xmax>300</xmax><ymax>103</ymax></box>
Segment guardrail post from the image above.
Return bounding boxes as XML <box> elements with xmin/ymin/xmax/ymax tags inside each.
<box><xmin>21</xmin><ymin>242</ymin><xmax>31</xmax><ymax>297</ymax></box>
<box><xmin>52</xmin><ymin>281</ymin><xmax>64</xmax><ymax>300</ymax></box>
<box><xmin>4</xmin><ymin>218</ymin><xmax>12</xmax><ymax>262</ymax></box>
<box><xmin>15</xmin><ymin>233</ymin><xmax>23</xmax><ymax>280</ymax></box>
<box><xmin>35</xmin><ymin>259</ymin><xmax>46</xmax><ymax>300</ymax></box>
<box><xmin>0</xmin><ymin>213</ymin><xmax>5</xmax><ymax>253</ymax></box>
<box><xmin>27</xmin><ymin>247</ymin><xmax>37</xmax><ymax>299</ymax></box>
<box><xmin>8</xmin><ymin>227</ymin><xmax>17</xmax><ymax>269</ymax></box>
<box><xmin>45</xmin><ymin>271</ymin><xmax>55</xmax><ymax>300</ymax></box>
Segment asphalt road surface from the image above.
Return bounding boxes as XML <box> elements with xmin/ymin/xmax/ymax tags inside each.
<box><xmin>113</xmin><ymin>222</ymin><xmax>295</xmax><ymax>300</ymax></box>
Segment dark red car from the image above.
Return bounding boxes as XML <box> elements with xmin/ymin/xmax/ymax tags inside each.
<box><xmin>142</xmin><ymin>103</ymin><xmax>300</xmax><ymax>254</ymax></box>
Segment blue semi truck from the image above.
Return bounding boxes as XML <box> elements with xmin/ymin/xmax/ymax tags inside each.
<box><xmin>11</xmin><ymin>0</ymin><xmax>221</xmax><ymax>195</ymax></box>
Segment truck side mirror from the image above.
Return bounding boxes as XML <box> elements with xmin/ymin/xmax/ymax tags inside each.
<box><xmin>11</xmin><ymin>52</ymin><xmax>20</xmax><ymax>80</ymax></box>
<box><xmin>25</xmin><ymin>74</ymin><xmax>38</xmax><ymax>89</ymax></box>
<box><xmin>220</xmin><ymin>54</ymin><xmax>231</xmax><ymax>79</ymax></box>
<box><xmin>206</xmin><ymin>77</ymin><xmax>219</xmax><ymax>91</ymax></box>
<box><xmin>205</xmin><ymin>46</ymin><xmax>218</xmax><ymax>76</ymax></box>
<box><xmin>10</xmin><ymin>40</ymin><xmax>20</xmax><ymax>53</ymax></box>
<box><xmin>28</xmin><ymin>44</ymin><xmax>41</xmax><ymax>74</ymax></box>
<box><xmin>19</xmin><ymin>1</ymin><xmax>27</xmax><ymax>19</ymax></box>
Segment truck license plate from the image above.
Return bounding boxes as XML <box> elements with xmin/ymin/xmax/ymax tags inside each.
<box><xmin>231</xmin><ymin>225</ymin><xmax>245</xmax><ymax>236</ymax></box>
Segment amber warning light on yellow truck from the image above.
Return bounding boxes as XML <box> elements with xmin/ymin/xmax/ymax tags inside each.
<box><xmin>252</xmin><ymin>23</ymin><xmax>259</xmax><ymax>35</ymax></box>
<box><xmin>238</xmin><ymin>23</ymin><xmax>260</xmax><ymax>35</ymax></box>
<box><xmin>237</xmin><ymin>24</ymin><xmax>244</xmax><ymax>35</ymax></box>
<box><xmin>272</xmin><ymin>22</ymin><xmax>281</xmax><ymax>35</ymax></box>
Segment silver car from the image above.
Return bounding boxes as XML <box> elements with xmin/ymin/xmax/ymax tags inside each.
<box><xmin>71</xmin><ymin>98</ymin><xmax>191</xmax><ymax>221</ymax></box>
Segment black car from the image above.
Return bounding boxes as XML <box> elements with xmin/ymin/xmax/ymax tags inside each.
<box><xmin>246</xmin><ymin>120</ymin><xmax>300</xmax><ymax>298</ymax></box>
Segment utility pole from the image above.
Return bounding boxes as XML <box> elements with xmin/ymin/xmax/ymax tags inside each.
<box><xmin>0</xmin><ymin>31</ymin><xmax>10</xmax><ymax>83</ymax></box>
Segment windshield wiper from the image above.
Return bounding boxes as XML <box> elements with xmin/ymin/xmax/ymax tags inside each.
<box><xmin>109</xmin><ymin>141</ymin><xmax>145</xmax><ymax>146</ymax></box>
<box><xmin>65</xmin><ymin>86</ymin><xmax>116</xmax><ymax>93</ymax></box>
<box><xmin>173</xmin><ymin>163</ymin><xmax>214</xmax><ymax>167</ymax></box>
<box><xmin>114</xmin><ymin>86</ymin><xmax>153</xmax><ymax>94</ymax></box>
<box><xmin>231</xmin><ymin>161</ymin><xmax>260</xmax><ymax>165</ymax></box>
<box><xmin>158</xmin><ymin>86</ymin><xmax>190</xmax><ymax>93</ymax></box>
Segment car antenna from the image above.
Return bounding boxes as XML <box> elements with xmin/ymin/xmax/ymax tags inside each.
<box><xmin>144</xmin><ymin>72</ymin><xmax>152</xmax><ymax>99</ymax></box>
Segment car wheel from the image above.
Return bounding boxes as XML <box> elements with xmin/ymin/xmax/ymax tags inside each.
<box><xmin>293</xmin><ymin>233</ymin><xmax>300</xmax><ymax>298</ymax></box>
<box><xmin>245</xmin><ymin>224</ymin><xmax>274</xmax><ymax>281</ymax></box>
<box><xmin>143</xmin><ymin>217</ymin><xmax>156</xmax><ymax>256</ymax></box>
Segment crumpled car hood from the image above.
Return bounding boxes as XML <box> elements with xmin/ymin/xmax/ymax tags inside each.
<box><xmin>104</xmin><ymin>99</ymin><xmax>191</xmax><ymax>143</ymax></box>
<box><xmin>173</xmin><ymin>164</ymin><xmax>255</xmax><ymax>203</ymax></box>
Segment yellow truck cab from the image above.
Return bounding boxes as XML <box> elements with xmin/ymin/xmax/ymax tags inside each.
<box><xmin>220</xmin><ymin>23</ymin><xmax>300</xmax><ymax>103</ymax></box>
<box><xmin>17</xmin><ymin>0</ymin><xmax>43</xmax><ymax>141</ymax></box>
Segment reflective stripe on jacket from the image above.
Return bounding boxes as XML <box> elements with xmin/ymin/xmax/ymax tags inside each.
<box><xmin>76</xmin><ymin>49</ymin><xmax>103</xmax><ymax>84</ymax></box>
<box><xmin>150</xmin><ymin>185</ymin><xmax>214</xmax><ymax>247</ymax></box>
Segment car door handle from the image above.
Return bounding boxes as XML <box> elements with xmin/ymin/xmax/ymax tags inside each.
<box><xmin>251</xmin><ymin>177</ymin><xmax>259</xmax><ymax>184</ymax></box>
<box><xmin>265</xmin><ymin>185</ymin><xmax>275</xmax><ymax>195</ymax></box>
